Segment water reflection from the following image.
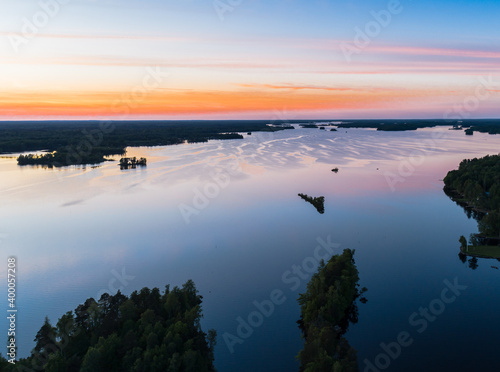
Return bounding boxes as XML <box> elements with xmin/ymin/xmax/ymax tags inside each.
<box><xmin>444</xmin><ymin>176</ymin><xmax>500</xmax><ymax>268</ymax></box>
<box><xmin>2</xmin><ymin>127</ymin><xmax>500</xmax><ymax>371</ymax></box>
<box><xmin>458</xmin><ymin>252</ymin><xmax>467</xmax><ymax>264</ymax></box>
<box><xmin>443</xmin><ymin>187</ymin><xmax>486</xmax><ymax>221</ymax></box>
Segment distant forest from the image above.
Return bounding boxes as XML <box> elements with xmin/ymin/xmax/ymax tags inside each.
<box><xmin>444</xmin><ymin>154</ymin><xmax>500</xmax><ymax>239</ymax></box>
<box><xmin>0</xmin><ymin>281</ymin><xmax>216</xmax><ymax>372</ymax></box>
<box><xmin>4</xmin><ymin>119</ymin><xmax>500</xmax><ymax>167</ymax></box>
<box><xmin>336</xmin><ymin>119</ymin><xmax>500</xmax><ymax>133</ymax></box>
<box><xmin>5</xmin><ymin>119</ymin><xmax>500</xmax><ymax>167</ymax></box>
<box><xmin>0</xmin><ymin>120</ymin><xmax>295</xmax><ymax>167</ymax></box>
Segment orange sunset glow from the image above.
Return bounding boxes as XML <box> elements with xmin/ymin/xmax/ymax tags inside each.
<box><xmin>1</xmin><ymin>85</ymin><xmax>467</xmax><ymax>118</ymax></box>
<box><xmin>1</xmin><ymin>1</ymin><xmax>499</xmax><ymax>119</ymax></box>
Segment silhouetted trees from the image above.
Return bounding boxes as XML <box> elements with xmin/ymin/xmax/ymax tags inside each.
<box><xmin>298</xmin><ymin>193</ymin><xmax>325</xmax><ymax>214</ymax></box>
<box><xmin>459</xmin><ymin>235</ymin><xmax>468</xmax><ymax>251</ymax></box>
<box><xmin>119</xmin><ymin>157</ymin><xmax>147</xmax><ymax>169</ymax></box>
<box><xmin>468</xmin><ymin>257</ymin><xmax>479</xmax><ymax>270</ymax></box>
<box><xmin>336</xmin><ymin>119</ymin><xmax>500</xmax><ymax>133</ymax></box>
<box><xmin>297</xmin><ymin>249</ymin><xmax>366</xmax><ymax>372</ymax></box>
<box><xmin>444</xmin><ymin>154</ymin><xmax>500</xmax><ymax>241</ymax></box>
<box><xmin>1</xmin><ymin>120</ymin><xmax>297</xmax><ymax>153</ymax></box>
<box><xmin>479</xmin><ymin>211</ymin><xmax>500</xmax><ymax>238</ymax></box>
<box><xmin>0</xmin><ymin>121</ymin><xmax>294</xmax><ymax>167</ymax></box>
<box><xmin>5</xmin><ymin>281</ymin><xmax>216</xmax><ymax>372</ymax></box>
<box><xmin>458</xmin><ymin>252</ymin><xmax>467</xmax><ymax>264</ymax></box>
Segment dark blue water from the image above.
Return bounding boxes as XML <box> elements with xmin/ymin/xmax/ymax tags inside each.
<box><xmin>1</xmin><ymin>126</ymin><xmax>499</xmax><ymax>371</ymax></box>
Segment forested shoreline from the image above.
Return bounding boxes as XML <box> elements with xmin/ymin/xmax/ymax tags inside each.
<box><xmin>297</xmin><ymin>249</ymin><xmax>366</xmax><ymax>372</ymax></box>
<box><xmin>1</xmin><ymin>252</ymin><xmax>367</xmax><ymax>371</ymax></box>
<box><xmin>0</xmin><ymin>121</ymin><xmax>294</xmax><ymax>167</ymax></box>
<box><xmin>444</xmin><ymin>154</ymin><xmax>500</xmax><ymax>245</ymax></box>
<box><xmin>336</xmin><ymin>119</ymin><xmax>500</xmax><ymax>132</ymax></box>
<box><xmin>4</xmin><ymin>119</ymin><xmax>500</xmax><ymax>167</ymax></box>
<box><xmin>0</xmin><ymin>281</ymin><xmax>216</xmax><ymax>372</ymax></box>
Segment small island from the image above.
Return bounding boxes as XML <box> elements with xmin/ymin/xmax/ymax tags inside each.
<box><xmin>17</xmin><ymin>151</ymin><xmax>114</xmax><ymax>167</ymax></box>
<box><xmin>300</xmin><ymin>123</ymin><xmax>319</xmax><ymax>128</ymax></box>
<box><xmin>298</xmin><ymin>193</ymin><xmax>325</xmax><ymax>214</ymax></box>
<box><xmin>297</xmin><ymin>249</ymin><xmax>367</xmax><ymax>371</ymax></box>
<box><xmin>119</xmin><ymin>157</ymin><xmax>147</xmax><ymax>169</ymax></box>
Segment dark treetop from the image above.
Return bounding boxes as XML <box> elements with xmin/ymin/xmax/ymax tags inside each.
<box><xmin>444</xmin><ymin>154</ymin><xmax>500</xmax><ymax>240</ymax></box>
<box><xmin>297</xmin><ymin>249</ymin><xmax>367</xmax><ymax>372</ymax></box>
<box><xmin>298</xmin><ymin>193</ymin><xmax>325</xmax><ymax>214</ymax></box>
<box><xmin>336</xmin><ymin>119</ymin><xmax>500</xmax><ymax>132</ymax></box>
<box><xmin>1</xmin><ymin>280</ymin><xmax>216</xmax><ymax>372</ymax></box>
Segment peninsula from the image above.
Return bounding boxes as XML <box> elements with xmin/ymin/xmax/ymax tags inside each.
<box><xmin>297</xmin><ymin>249</ymin><xmax>366</xmax><ymax>371</ymax></box>
<box><xmin>444</xmin><ymin>154</ymin><xmax>500</xmax><ymax>258</ymax></box>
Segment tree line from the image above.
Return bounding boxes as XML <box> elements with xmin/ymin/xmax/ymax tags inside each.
<box><xmin>1</xmin><ymin>281</ymin><xmax>216</xmax><ymax>372</ymax></box>
<box><xmin>336</xmin><ymin>119</ymin><xmax>500</xmax><ymax>133</ymax></box>
<box><xmin>0</xmin><ymin>120</ymin><xmax>294</xmax><ymax>167</ymax></box>
<box><xmin>444</xmin><ymin>154</ymin><xmax>500</xmax><ymax>239</ymax></box>
<box><xmin>1</xmin><ymin>254</ymin><xmax>367</xmax><ymax>371</ymax></box>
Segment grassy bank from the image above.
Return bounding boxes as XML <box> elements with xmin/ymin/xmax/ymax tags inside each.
<box><xmin>462</xmin><ymin>245</ymin><xmax>500</xmax><ymax>259</ymax></box>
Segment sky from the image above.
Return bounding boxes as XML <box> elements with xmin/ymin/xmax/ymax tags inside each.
<box><xmin>0</xmin><ymin>0</ymin><xmax>499</xmax><ymax>120</ymax></box>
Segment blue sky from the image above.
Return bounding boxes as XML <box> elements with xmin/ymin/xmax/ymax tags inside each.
<box><xmin>0</xmin><ymin>0</ymin><xmax>499</xmax><ymax>119</ymax></box>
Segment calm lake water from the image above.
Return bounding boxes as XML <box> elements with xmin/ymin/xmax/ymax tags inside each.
<box><xmin>1</xmin><ymin>125</ymin><xmax>500</xmax><ymax>371</ymax></box>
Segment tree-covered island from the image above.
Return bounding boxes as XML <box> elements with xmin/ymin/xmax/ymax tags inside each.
<box><xmin>120</xmin><ymin>157</ymin><xmax>147</xmax><ymax>169</ymax></box>
<box><xmin>297</xmin><ymin>249</ymin><xmax>367</xmax><ymax>372</ymax></box>
<box><xmin>298</xmin><ymin>193</ymin><xmax>325</xmax><ymax>214</ymax></box>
